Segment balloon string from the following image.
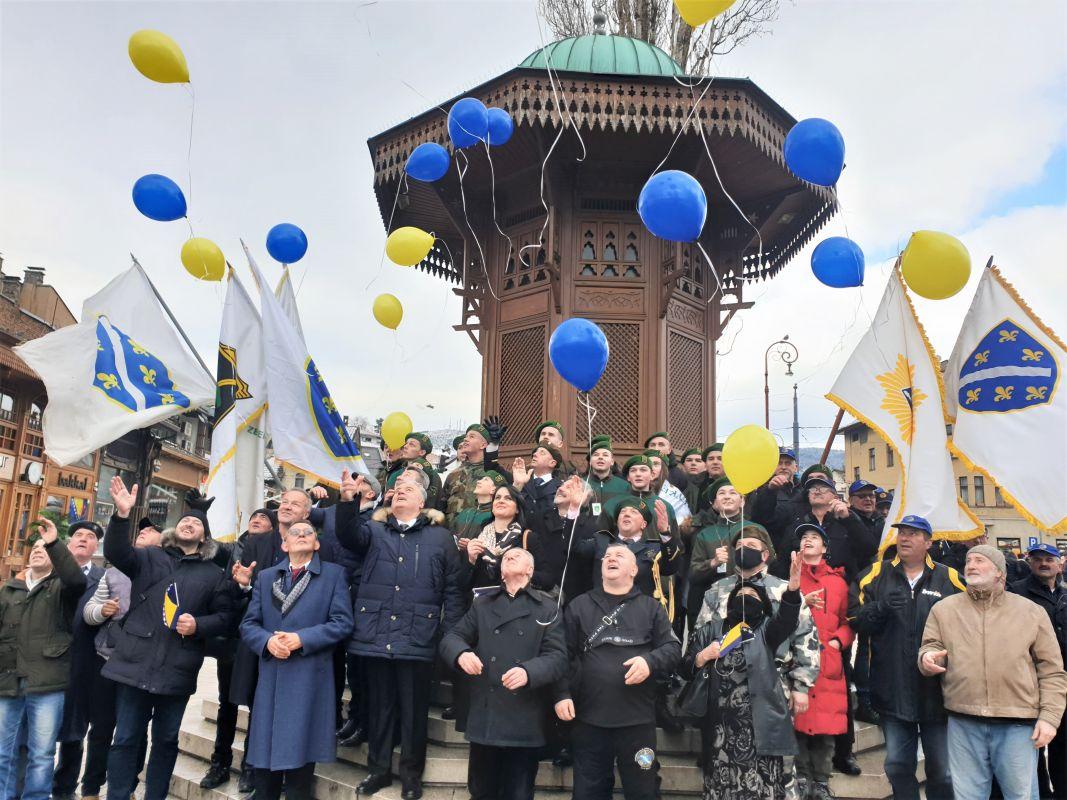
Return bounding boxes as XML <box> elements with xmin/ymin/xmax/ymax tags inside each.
<box><xmin>482</xmin><ymin>140</ymin><xmax>519</xmax><ymax>279</ymax></box>
<box><xmin>365</xmin><ymin>174</ymin><xmax>407</xmax><ymax>292</ymax></box>
<box><xmin>651</xmin><ymin>75</ymin><xmax>716</xmax><ymax>179</ymax></box>
<box><xmin>696</xmin><ymin>241</ymin><xmax>725</xmax><ymax>306</ymax></box>
<box><xmin>184</xmin><ymin>83</ymin><xmax>196</xmax><ymax>210</ymax></box>
<box><xmin>455</xmin><ymin>150</ymin><xmax>500</xmax><ymax>303</ymax></box>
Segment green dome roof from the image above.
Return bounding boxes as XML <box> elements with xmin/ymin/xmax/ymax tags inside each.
<box><xmin>519</xmin><ymin>35</ymin><xmax>682</xmax><ymax>78</ymax></box>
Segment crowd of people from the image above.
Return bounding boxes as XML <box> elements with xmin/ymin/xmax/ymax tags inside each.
<box><xmin>0</xmin><ymin>418</ymin><xmax>1064</xmax><ymax>800</ymax></box>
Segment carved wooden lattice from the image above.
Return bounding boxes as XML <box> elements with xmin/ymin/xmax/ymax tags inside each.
<box><xmin>575</xmin><ymin>322</ymin><xmax>640</xmax><ymax>447</ymax></box>
<box><xmin>502</xmin><ymin>227</ymin><xmax>549</xmax><ymax>293</ymax></box>
<box><xmin>668</xmin><ymin>331</ymin><xmax>704</xmax><ymax>450</ymax></box>
<box><xmin>498</xmin><ymin>326</ymin><xmax>545</xmax><ymax>445</ymax></box>
<box><xmin>578</xmin><ymin>221</ymin><xmax>643</xmax><ymax>280</ymax></box>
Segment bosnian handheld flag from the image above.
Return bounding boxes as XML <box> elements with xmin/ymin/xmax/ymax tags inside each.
<box><xmin>945</xmin><ymin>265</ymin><xmax>1066</xmax><ymax>532</ymax></box>
<box><xmin>163</xmin><ymin>582</ymin><xmax>180</xmax><ymax>629</ymax></box>
<box><xmin>275</xmin><ymin>267</ymin><xmax>307</xmax><ymax>348</ymax></box>
<box><xmin>827</xmin><ymin>270</ymin><xmax>982</xmax><ymax>550</ymax></box>
<box><xmin>14</xmin><ymin>263</ymin><xmax>214</xmax><ymax>466</ymax></box>
<box><xmin>244</xmin><ymin>243</ymin><xmax>371</xmax><ymax>487</ymax></box>
<box><xmin>719</xmin><ymin>621</ymin><xmax>754</xmax><ymax>657</ymax></box>
<box><xmin>204</xmin><ymin>270</ymin><xmax>267</xmax><ymax>542</ymax></box>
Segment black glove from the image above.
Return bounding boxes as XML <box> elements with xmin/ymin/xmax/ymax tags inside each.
<box><xmin>483</xmin><ymin>415</ymin><xmax>507</xmax><ymax>444</ymax></box>
<box><xmin>882</xmin><ymin>591</ymin><xmax>909</xmax><ymax>614</ymax></box>
<box><xmin>185</xmin><ymin>488</ymin><xmax>215</xmax><ymax>512</ymax></box>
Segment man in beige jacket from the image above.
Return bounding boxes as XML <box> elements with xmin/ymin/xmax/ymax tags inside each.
<box><xmin>919</xmin><ymin>544</ymin><xmax>1066</xmax><ymax>800</ymax></box>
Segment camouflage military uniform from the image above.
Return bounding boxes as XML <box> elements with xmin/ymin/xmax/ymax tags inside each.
<box><xmin>442</xmin><ymin>462</ymin><xmax>478</xmax><ymax>528</ymax></box>
<box><xmin>694</xmin><ymin>570</ymin><xmax>821</xmax><ymax>694</ymax></box>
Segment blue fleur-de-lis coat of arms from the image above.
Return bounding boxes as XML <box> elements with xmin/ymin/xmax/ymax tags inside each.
<box><xmin>93</xmin><ymin>318</ymin><xmax>191</xmax><ymax>412</ymax></box>
<box><xmin>959</xmin><ymin>318</ymin><xmax>1058</xmax><ymax>413</ymax></box>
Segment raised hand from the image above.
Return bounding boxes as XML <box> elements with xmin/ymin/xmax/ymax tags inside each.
<box><xmin>339</xmin><ymin>469</ymin><xmax>362</xmax><ymax>502</ymax></box>
<box><xmin>654</xmin><ymin>500</ymin><xmax>669</xmax><ymax>534</ymax></box>
<box><xmin>33</xmin><ymin>515</ymin><xmax>58</xmax><ymax>545</ymax></box>
<box><xmin>109</xmin><ymin>476</ymin><xmax>139</xmax><ymax>519</ymax></box>
<box><xmin>232</xmin><ymin>560</ymin><xmax>257</xmax><ymax>588</ymax></box>
<box><xmin>788</xmin><ymin>551</ymin><xmax>803</xmax><ymax>591</ymax></box>
<box><xmin>803</xmin><ymin>588</ymin><xmax>825</xmax><ymax>610</ymax></box>
<box><xmin>510</xmin><ymin>457</ymin><xmax>530</xmax><ymax>489</ymax></box>
<box><xmin>483</xmin><ymin>416</ymin><xmax>507</xmax><ymax>444</ymax></box>
<box><xmin>467</xmin><ymin>540</ymin><xmax>486</xmax><ymax>565</ymax></box>
<box><xmin>566</xmin><ymin>475</ymin><xmax>586</xmax><ymax>514</ymax></box>
<box><xmin>830</xmin><ymin>498</ymin><xmax>850</xmax><ymax>519</ymax></box>
<box><xmin>308</xmin><ymin>485</ymin><xmax>329</xmax><ymax>501</ymax></box>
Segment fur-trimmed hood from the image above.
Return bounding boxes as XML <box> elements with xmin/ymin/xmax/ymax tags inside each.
<box><xmin>160</xmin><ymin>527</ymin><xmax>219</xmax><ymax>561</ymax></box>
<box><xmin>371</xmin><ymin>507</ymin><xmax>445</xmax><ymax>526</ymax></box>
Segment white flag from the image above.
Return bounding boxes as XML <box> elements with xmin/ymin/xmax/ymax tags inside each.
<box><xmin>204</xmin><ymin>271</ymin><xmax>267</xmax><ymax>541</ymax></box>
<box><xmin>275</xmin><ymin>268</ymin><xmax>306</xmax><ymax>348</ymax></box>
<box><xmin>244</xmin><ymin>244</ymin><xmax>370</xmax><ymax>487</ymax></box>
<box><xmin>14</xmin><ymin>263</ymin><xmax>214</xmax><ymax>466</ymax></box>
<box><xmin>945</xmin><ymin>266</ymin><xmax>1067</xmax><ymax>533</ymax></box>
<box><xmin>827</xmin><ymin>270</ymin><xmax>982</xmax><ymax>548</ymax></box>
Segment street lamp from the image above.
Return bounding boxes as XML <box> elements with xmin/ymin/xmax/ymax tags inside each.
<box><xmin>764</xmin><ymin>336</ymin><xmax>799</xmax><ymax>429</ymax></box>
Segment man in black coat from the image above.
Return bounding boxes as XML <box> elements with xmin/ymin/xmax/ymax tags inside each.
<box><xmin>440</xmin><ymin>548</ymin><xmax>568</xmax><ymax>800</ymax></box>
<box><xmin>51</xmin><ymin>521</ymin><xmax>105</xmax><ymax>800</ymax></box>
<box><xmin>527</xmin><ymin>475</ymin><xmax>598</xmax><ymax>602</ymax></box>
<box><xmin>102</xmin><ymin>477</ymin><xmax>234</xmax><ymax>800</ymax></box>
<box><xmin>512</xmin><ymin>445</ymin><xmax>563</xmax><ymax>520</ymax></box>
<box><xmin>554</xmin><ymin>544</ymin><xmax>681</xmax><ymax>800</ymax></box>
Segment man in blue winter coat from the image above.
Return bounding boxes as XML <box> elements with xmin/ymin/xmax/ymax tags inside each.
<box><xmin>335</xmin><ymin>470</ymin><xmax>466</xmax><ymax>800</ymax></box>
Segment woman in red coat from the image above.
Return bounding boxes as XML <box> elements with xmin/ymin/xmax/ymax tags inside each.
<box><xmin>793</xmin><ymin>523</ymin><xmax>854</xmax><ymax>800</ymax></box>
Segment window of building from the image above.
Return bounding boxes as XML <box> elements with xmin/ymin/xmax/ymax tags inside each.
<box><xmin>997</xmin><ymin>537</ymin><xmax>1020</xmax><ymax>555</ymax></box>
<box><xmin>22</xmin><ymin>431</ymin><xmax>43</xmax><ymax>458</ymax></box>
<box><xmin>859</xmin><ymin>428</ymin><xmax>868</xmax><ymax>444</ymax></box>
<box><xmin>0</xmin><ymin>392</ymin><xmax>14</xmax><ymax>423</ymax></box>
<box><xmin>853</xmin><ymin>466</ymin><xmax>861</xmax><ymax>481</ymax></box>
<box><xmin>959</xmin><ymin>476</ymin><xmax>969</xmax><ymax>505</ymax></box>
<box><xmin>945</xmin><ymin>423</ymin><xmax>954</xmax><ymax>437</ymax></box>
<box><xmin>27</xmin><ymin>402</ymin><xmax>43</xmax><ymax>430</ymax></box>
<box><xmin>995</xmin><ymin>486</ymin><xmax>1006</xmax><ymax>507</ymax></box>
<box><xmin>973</xmin><ymin>475</ymin><xmax>985</xmax><ymax>506</ymax></box>
<box><xmin>294</xmin><ymin>474</ymin><xmax>305</xmax><ymax>489</ymax></box>
<box><xmin>0</xmin><ymin>422</ymin><xmax>15</xmax><ymax>452</ymax></box>
<box><xmin>850</xmin><ymin>431</ymin><xmax>860</xmax><ymax>443</ymax></box>
<box><xmin>886</xmin><ymin>445</ymin><xmax>894</xmax><ymax>468</ymax></box>
<box><xmin>868</xmin><ymin>448</ymin><xmax>876</xmax><ymax>471</ymax></box>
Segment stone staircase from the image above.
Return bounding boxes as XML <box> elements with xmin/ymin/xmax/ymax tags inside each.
<box><xmin>170</xmin><ymin>663</ymin><xmax>923</xmax><ymax>800</ymax></box>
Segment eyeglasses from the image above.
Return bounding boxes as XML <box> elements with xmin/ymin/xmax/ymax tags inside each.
<box><xmin>287</xmin><ymin>529</ymin><xmax>316</xmax><ymax>539</ymax></box>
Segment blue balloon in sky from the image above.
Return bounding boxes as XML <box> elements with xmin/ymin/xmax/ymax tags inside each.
<box><xmin>266</xmin><ymin>223</ymin><xmax>308</xmax><ymax>264</ymax></box>
<box><xmin>405</xmin><ymin>142</ymin><xmax>451</xmax><ymax>182</ymax></box>
<box><xmin>131</xmin><ymin>174</ymin><xmax>186</xmax><ymax>222</ymax></box>
<box><xmin>549</xmin><ymin>318</ymin><xmax>610</xmax><ymax>393</ymax></box>
<box><xmin>447</xmin><ymin>97</ymin><xmax>489</xmax><ymax>150</ymax></box>
<box><xmin>637</xmin><ymin>170</ymin><xmax>707</xmax><ymax>243</ymax></box>
<box><xmin>783</xmin><ymin>118</ymin><xmax>845</xmax><ymax>187</ymax></box>
<box><xmin>811</xmin><ymin>236</ymin><xmax>865</xmax><ymax>288</ymax></box>
<box><xmin>486</xmin><ymin>107</ymin><xmax>514</xmax><ymax>146</ymax></box>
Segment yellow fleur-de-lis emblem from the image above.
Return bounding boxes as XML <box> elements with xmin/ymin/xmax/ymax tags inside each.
<box><xmin>965</xmin><ymin>388</ymin><xmax>981</xmax><ymax>405</ymax></box>
<box><xmin>139</xmin><ymin>365</ymin><xmax>157</xmax><ymax>386</ymax></box>
<box><xmin>973</xmin><ymin>350</ymin><xmax>989</xmax><ymax>366</ymax></box>
<box><xmin>96</xmin><ymin>372</ymin><xmax>119</xmax><ymax>390</ymax></box>
<box><xmin>1026</xmin><ymin>386</ymin><xmax>1048</xmax><ymax>401</ymax></box>
<box><xmin>335</xmin><ymin>425</ymin><xmax>347</xmax><ymax>441</ymax></box>
<box><xmin>993</xmin><ymin>386</ymin><xmax>1014</xmax><ymax>402</ymax></box>
<box><xmin>128</xmin><ymin>341</ymin><xmax>148</xmax><ymax>356</ymax></box>
<box><xmin>998</xmin><ymin>329</ymin><xmax>1018</xmax><ymax>343</ymax></box>
<box><xmin>160</xmin><ymin>393</ymin><xmax>175</xmax><ymax>404</ymax></box>
<box><xmin>96</xmin><ymin>342</ymin><xmax>104</xmax><ymax>352</ymax></box>
<box><xmin>322</xmin><ymin>397</ymin><xmax>337</xmax><ymax>414</ymax></box>
<box><xmin>1021</xmin><ymin>348</ymin><xmax>1044</xmax><ymax>362</ymax></box>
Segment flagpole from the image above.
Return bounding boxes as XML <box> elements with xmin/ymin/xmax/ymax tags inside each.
<box><xmin>130</xmin><ymin>254</ymin><xmax>214</xmax><ymax>382</ymax></box>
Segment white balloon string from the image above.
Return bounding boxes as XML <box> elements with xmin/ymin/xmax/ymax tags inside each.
<box><xmin>184</xmin><ymin>83</ymin><xmax>195</xmax><ymax>210</ymax></box>
<box><xmin>482</xmin><ymin>140</ymin><xmax>518</xmax><ymax>279</ymax></box>
<box><xmin>651</xmin><ymin>75</ymin><xmax>715</xmax><ymax>179</ymax></box>
<box><xmin>696</xmin><ymin>241</ymin><xmax>725</xmax><ymax>306</ymax></box>
<box><xmin>364</xmin><ymin>173</ymin><xmax>407</xmax><ymax>291</ymax></box>
<box><xmin>455</xmin><ymin>150</ymin><xmax>501</xmax><ymax>303</ymax></box>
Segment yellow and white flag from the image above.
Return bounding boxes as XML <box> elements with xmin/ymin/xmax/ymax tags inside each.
<box><xmin>14</xmin><ymin>263</ymin><xmax>214</xmax><ymax>466</ymax></box>
<box><xmin>204</xmin><ymin>270</ymin><xmax>266</xmax><ymax>542</ymax></box>
<box><xmin>827</xmin><ymin>270</ymin><xmax>982</xmax><ymax>548</ymax></box>
<box><xmin>945</xmin><ymin>266</ymin><xmax>1066</xmax><ymax>533</ymax></box>
<box><xmin>244</xmin><ymin>244</ymin><xmax>371</xmax><ymax>487</ymax></box>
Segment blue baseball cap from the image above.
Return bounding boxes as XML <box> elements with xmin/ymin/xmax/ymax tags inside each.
<box><xmin>779</xmin><ymin>447</ymin><xmax>797</xmax><ymax>461</ymax></box>
<box><xmin>849</xmin><ymin>479</ymin><xmax>878</xmax><ymax>495</ymax></box>
<box><xmin>1027</xmin><ymin>542</ymin><xmax>1061</xmax><ymax>558</ymax></box>
<box><xmin>803</xmin><ymin>476</ymin><xmax>837</xmax><ymax>493</ymax></box>
<box><xmin>892</xmin><ymin>515</ymin><xmax>932</xmax><ymax>537</ymax></box>
<box><xmin>876</xmin><ymin>489</ymin><xmax>894</xmax><ymax>507</ymax></box>
<box><xmin>795</xmin><ymin>522</ymin><xmax>829</xmax><ymax>543</ymax></box>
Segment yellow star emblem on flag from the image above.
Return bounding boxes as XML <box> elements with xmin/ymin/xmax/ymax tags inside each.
<box><xmin>877</xmin><ymin>354</ymin><xmax>927</xmax><ymax>446</ymax></box>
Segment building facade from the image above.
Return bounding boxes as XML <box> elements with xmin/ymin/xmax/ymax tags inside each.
<box><xmin>839</xmin><ymin>419</ymin><xmax>1057</xmax><ymax>553</ymax></box>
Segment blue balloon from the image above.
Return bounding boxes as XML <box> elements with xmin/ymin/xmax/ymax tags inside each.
<box><xmin>549</xmin><ymin>318</ymin><xmax>610</xmax><ymax>393</ymax></box>
<box><xmin>486</xmin><ymin>107</ymin><xmax>514</xmax><ymax>146</ymax></box>
<box><xmin>637</xmin><ymin>170</ymin><xmax>707</xmax><ymax>243</ymax></box>
<box><xmin>266</xmin><ymin>223</ymin><xmax>308</xmax><ymax>264</ymax></box>
<box><xmin>131</xmin><ymin>174</ymin><xmax>186</xmax><ymax>222</ymax></box>
<box><xmin>405</xmin><ymin>143</ymin><xmax>450</xmax><ymax>182</ymax></box>
<box><xmin>783</xmin><ymin>118</ymin><xmax>845</xmax><ymax>187</ymax></box>
<box><xmin>811</xmin><ymin>237</ymin><xmax>864</xmax><ymax>288</ymax></box>
<box><xmin>447</xmin><ymin>97</ymin><xmax>489</xmax><ymax>150</ymax></box>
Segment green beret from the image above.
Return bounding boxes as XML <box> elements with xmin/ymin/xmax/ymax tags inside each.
<box><xmin>644</xmin><ymin>431</ymin><xmax>670</xmax><ymax>447</ymax></box>
<box><xmin>535</xmin><ymin>420</ymin><xmax>564</xmax><ymax>439</ymax></box>
<box><xmin>535</xmin><ymin>443</ymin><xmax>563</xmax><ymax>468</ymax></box>
<box><xmin>682</xmin><ymin>448</ymin><xmax>703</xmax><ymax>459</ymax></box>
<box><xmin>474</xmin><ymin>469</ymin><xmax>507</xmax><ymax>488</ymax></box>
<box><xmin>465</xmin><ymin>423</ymin><xmax>490</xmax><ymax>443</ymax></box>
<box><xmin>613</xmin><ymin>496</ymin><xmax>652</xmax><ymax>526</ymax></box>
<box><xmin>452</xmin><ymin>435</ymin><xmax>464</xmax><ymax>449</ymax></box>
<box><xmin>623</xmin><ymin>454</ymin><xmax>653</xmax><ymax>474</ymax></box>
<box><xmin>407</xmin><ymin>432</ymin><xmax>433</xmax><ymax>454</ymax></box>
<box><xmin>590</xmin><ymin>435</ymin><xmax>613</xmax><ymax>453</ymax></box>
<box><xmin>801</xmin><ymin>463</ymin><xmax>832</xmax><ymax>484</ymax></box>
<box><xmin>702</xmin><ymin>476</ymin><xmax>734</xmax><ymax>505</ymax></box>
<box><xmin>702</xmin><ymin>443</ymin><xmax>724</xmax><ymax>459</ymax></box>
<box><xmin>642</xmin><ymin>449</ymin><xmax>663</xmax><ymax>462</ymax></box>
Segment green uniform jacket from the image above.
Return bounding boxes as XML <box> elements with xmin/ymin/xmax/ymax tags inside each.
<box><xmin>585</xmin><ymin>473</ymin><xmax>632</xmax><ymax>513</ymax></box>
<box><xmin>0</xmin><ymin>540</ymin><xmax>87</xmax><ymax>696</ymax></box>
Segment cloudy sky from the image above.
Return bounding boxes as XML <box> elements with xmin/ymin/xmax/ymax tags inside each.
<box><xmin>2</xmin><ymin>0</ymin><xmax>1064</xmax><ymax>449</ymax></box>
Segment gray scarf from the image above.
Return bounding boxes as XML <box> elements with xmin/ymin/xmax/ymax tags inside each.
<box><xmin>272</xmin><ymin>565</ymin><xmax>312</xmax><ymax>616</ymax></box>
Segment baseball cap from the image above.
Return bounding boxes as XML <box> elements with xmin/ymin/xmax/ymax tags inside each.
<box><xmin>849</xmin><ymin>479</ymin><xmax>878</xmax><ymax>495</ymax></box>
<box><xmin>779</xmin><ymin>447</ymin><xmax>797</xmax><ymax>461</ymax></box>
<box><xmin>1027</xmin><ymin>542</ymin><xmax>1061</xmax><ymax>558</ymax></box>
<box><xmin>892</xmin><ymin>515</ymin><xmax>932</xmax><ymax>537</ymax></box>
<box><xmin>795</xmin><ymin>522</ymin><xmax>829</xmax><ymax>543</ymax></box>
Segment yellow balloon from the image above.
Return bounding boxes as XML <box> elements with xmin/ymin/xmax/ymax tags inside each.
<box><xmin>674</xmin><ymin>0</ymin><xmax>737</xmax><ymax>27</ymax></box>
<box><xmin>385</xmin><ymin>227</ymin><xmax>434</xmax><ymax>267</ymax></box>
<box><xmin>900</xmin><ymin>230</ymin><xmax>971</xmax><ymax>300</ymax></box>
<box><xmin>180</xmin><ymin>238</ymin><xmax>225</xmax><ymax>282</ymax></box>
<box><xmin>372</xmin><ymin>293</ymin><xmax>403</xmax><ymax>330</ymax></box>
<box><xmin>381</xmin><ymin>412</ymin><xmax>413</xmax><ymax>451</ymax></box>
<box><xmin>721</xmin><ymin>424</ymin><xmax>779</xmax><ymax>495</ymax></box>
<box><xmin>128</xmin><ymin>30</ymin><xmax>190</xmax><ymax>84</ymax></box>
